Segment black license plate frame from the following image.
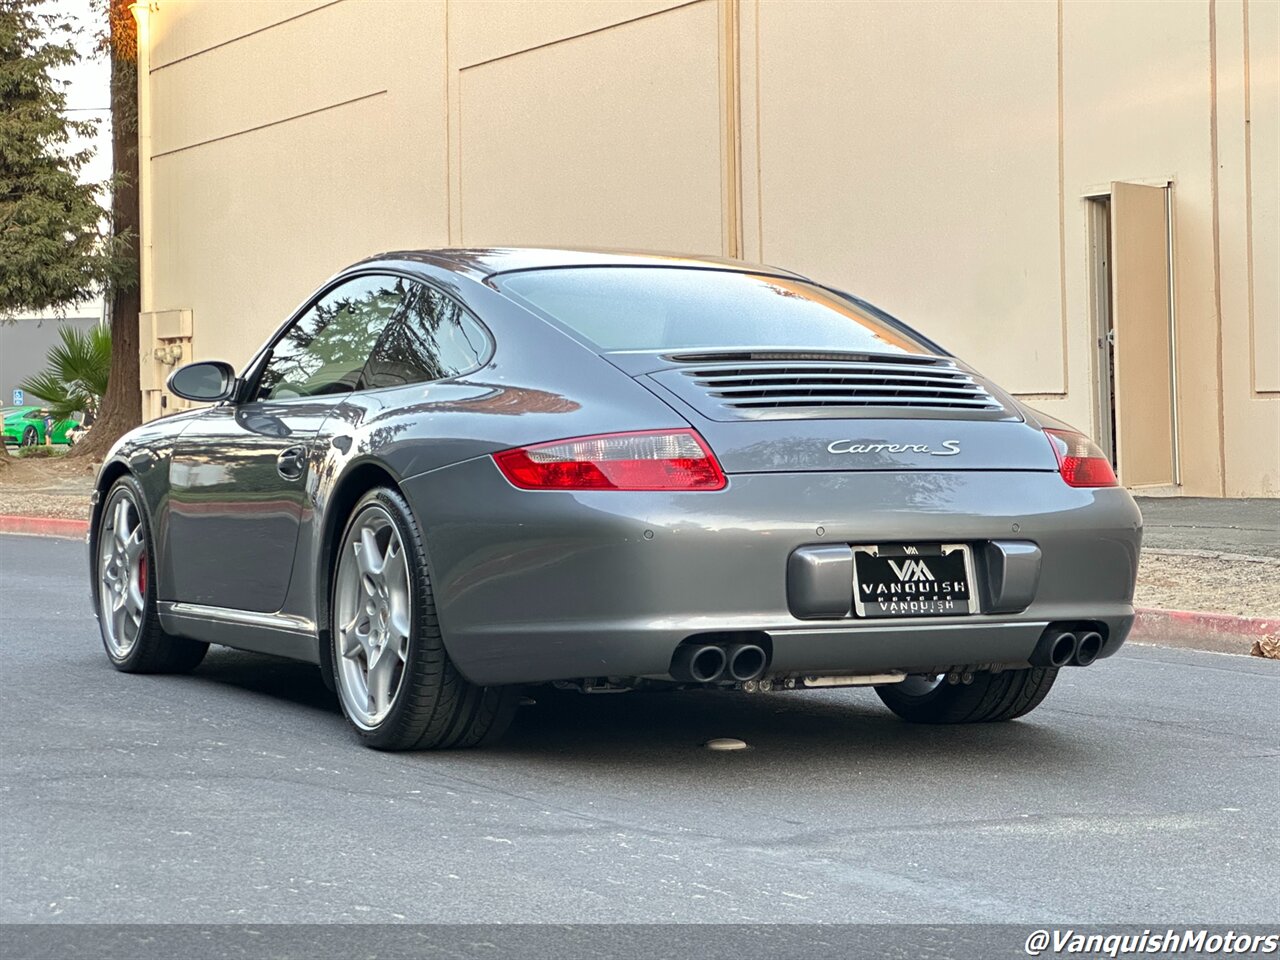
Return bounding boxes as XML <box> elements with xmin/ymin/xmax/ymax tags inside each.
<box><xmin>851</xmin><ymin>543</ymin><xmax>979</xmax><ymax>619</ymax></box>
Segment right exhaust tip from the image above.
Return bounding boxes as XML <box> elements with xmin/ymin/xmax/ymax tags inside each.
<box><xmin>726</xmin><ymin>644</ymin><xmax>767</xmax><ymax>682</ymax></box>
<box><xmin>1075</xmin><ymin>631</ymin><xmax>1103</xmax><ymax>667</ymax></box>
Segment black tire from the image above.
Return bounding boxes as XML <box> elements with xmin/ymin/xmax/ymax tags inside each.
<box><xmin>94</xmin><ymin>476</ymin><xmax>208</xmax><ymax>674</ymax></box>
<box><xmin>329</xmin><ymin>486</ymin><xmax>519</xmax><ymax>750</ymax></box>
<box><xmin>20</xmin><ymin>426</ymin><xmax>37</xmax><ymax>447</ymax></box>
<box><xmin>875</xmin><ymin>667</ymin><xmax>1059</xmax><ymax>724</ymax></box>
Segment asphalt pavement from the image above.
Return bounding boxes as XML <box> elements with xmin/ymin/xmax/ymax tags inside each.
<box><xmin>1</xmin><ymin>535</ymin><xmax>1277</xmax><ymax>942</ymax></box>
<box><xmin>1135</xmin><ymin>497</ymin><xmax>1279</xmax><ymax>557</ymax></box>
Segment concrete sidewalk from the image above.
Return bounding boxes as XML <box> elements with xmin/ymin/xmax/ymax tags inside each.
<box><xmin>1135</xmin><ymin>496</ymin><xmax>1278</xmax><ymax>558</ymax></box>
<box><xmin>1131</xmin><ymin>497</ymin><xmax>1277</xmax><ymax>656</ymax></box>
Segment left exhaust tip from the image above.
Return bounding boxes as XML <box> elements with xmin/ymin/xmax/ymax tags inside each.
<box><xmin>1049</xmin><ymin>632</ymin><xmax>1079</xmax><ymax>667</ymax></box>
<box><xmin>670</xmin><ymin>644</ymin><xmax>728</xmax><ymax>683</ymax></box>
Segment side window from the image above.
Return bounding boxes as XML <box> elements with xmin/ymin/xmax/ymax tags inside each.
<box><xmin>254</xmin><ymin>275</ymin><xmax>409</xmax><ymax>401</ymax></box>
<box><xmin>362</xmin><ymin>281</ymin><xmax>489</xmax><ymax>389</ymax></box>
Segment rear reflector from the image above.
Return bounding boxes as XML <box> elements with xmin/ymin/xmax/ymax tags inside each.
<box><xmin>1044</xmin><ymin>428</ymin><xmax>1118</xmax><ymax>488</ymax></box>
<box><xmin>493</xmin><ymin>429</ymin><xmax>727</xmax><ymax>491</ymax></box>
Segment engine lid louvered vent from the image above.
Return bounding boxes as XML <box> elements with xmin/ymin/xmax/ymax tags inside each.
<box><xmin>679</xmin><ymin>354</ymin><xmax>1003</xmax><ymax>412</ymax></box>
<box><xmin>666</xmin><ymin>350</ymin><xmax>912</xmax><ymax>364</ymax></box>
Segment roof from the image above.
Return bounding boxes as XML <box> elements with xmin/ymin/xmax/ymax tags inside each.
<box><xmin>361</xmin><ymin>246</ymin><xmax>807</xmax><ymax>280</ymax></box>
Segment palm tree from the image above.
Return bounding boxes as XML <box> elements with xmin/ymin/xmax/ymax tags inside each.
<box><xmin>19</xmin><ymin>324</ymin><xmax>112</xmax><ymax>421</ymax></box>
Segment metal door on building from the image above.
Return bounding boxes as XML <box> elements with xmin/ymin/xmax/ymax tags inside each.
<box><xmin>1091</xmin><ymin>182</ymin><xmax>1178</xmax><ymax>488</ymax></box>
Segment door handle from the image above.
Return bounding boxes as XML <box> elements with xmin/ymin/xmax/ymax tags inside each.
<box><xmin>276</xmin><ymin>445</ymin><xmax>307</xmax><ymax>481</ymax></box>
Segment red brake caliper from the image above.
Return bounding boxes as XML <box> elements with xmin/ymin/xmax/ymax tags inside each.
<box><xmin>138</xmin><ymin>554</ymin><xmax>147</xmax><ymax>596</ymax></box>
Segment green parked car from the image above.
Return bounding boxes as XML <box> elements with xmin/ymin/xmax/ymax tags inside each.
<box><xmin>1</xmin><ymin>406</ymin><xmax>79</xmax><ymax>446</ymax></box>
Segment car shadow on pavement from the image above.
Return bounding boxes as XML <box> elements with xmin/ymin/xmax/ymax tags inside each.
<box><xmin>191</xmin><ymin>648</ymin><xmax>340</xmax><ymax>714</ymax></box>
<box><xmin>491</xmin><ymin>686</ymin><xmax>1091</xmax><ymax>777</ymax></box>
<box><xmin>186</xmin><ymin>650</ymin><xmax>1089</xmax><ymax>775</ymax></box>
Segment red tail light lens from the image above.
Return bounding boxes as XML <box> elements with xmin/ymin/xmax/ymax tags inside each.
<box><xmin>1045</xmin><ymin>428</ymin><xmax>1118</xmax><ymax>488</ymax></box>
<box><xmin>493</xmin><ymin>429</ymin><xmax>727</xmax><ymax>491</ymax></box>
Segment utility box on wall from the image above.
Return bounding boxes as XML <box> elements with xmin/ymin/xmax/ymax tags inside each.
<box><xmin>139</xmin><ymin>309</ymin><xmax>193</xmax><ymax>422</ymax></box>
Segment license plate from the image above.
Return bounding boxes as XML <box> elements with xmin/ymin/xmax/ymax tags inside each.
<box><xmin>851</xmin><ymin>543</ymin><xmax>978</xmax><ymax>618</ymax></box>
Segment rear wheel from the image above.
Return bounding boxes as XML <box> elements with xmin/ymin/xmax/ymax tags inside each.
<box><xmin>330</xmin><ymin>487</ymin><xmax>518</xmax><ymax>750</ymax></box>
<box><xmin>95</xmin><ymin>476</ymin><xmax>208</xmax><ymax>673</ymax></box>
<box><xmin>20</xmin><ymin>426</ymin><xmax>37</xmax><ymax>447</ymax></box>
<box><xmin>875</xmin><ymin>667</ymin><xmax>1058</xmax><ymax>724</ymax></box>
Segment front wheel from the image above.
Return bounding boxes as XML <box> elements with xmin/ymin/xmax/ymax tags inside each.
<box><xmin>875</xmin><ymin>667</ymin><xmax>1059</xmax><ymax>724</ymax></box>
<box><xmin>20</xmin><ymin>426</ymin><xmax>37</xmax><ymax>447</ymax></box>
<box><xmin>95</xmin><ymin>476</ymin><xmax>208</xmax><ymax>673</ymax></box>
<box><xmin>329</xmin><ymin>487</ymin><xmax>518</xmax><ymax>750</ymax></box>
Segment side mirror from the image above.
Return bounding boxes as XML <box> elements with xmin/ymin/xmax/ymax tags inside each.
<box><xmin>167</xmin><ymin>361</ymin><xmax>237</xmax><ymax>403</ymax></box>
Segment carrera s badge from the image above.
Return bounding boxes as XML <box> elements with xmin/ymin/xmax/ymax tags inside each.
<box><xmin>826</xmin><ymin>440</ymin><xmax>961</xmax><ymax>456</ymax></box>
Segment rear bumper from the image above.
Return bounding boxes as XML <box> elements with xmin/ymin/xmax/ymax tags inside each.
<box><xmin>402</xmin><ymin>461</ymin><xmax>1142</xmax><ymax>685</ymax></box>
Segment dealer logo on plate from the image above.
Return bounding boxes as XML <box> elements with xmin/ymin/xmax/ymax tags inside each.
<box><xmin>888</xmin><ymin>558</ymin><xmax>936</xmax><ymax>582</ymax></box>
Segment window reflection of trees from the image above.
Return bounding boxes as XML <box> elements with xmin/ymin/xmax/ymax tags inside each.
<box><xmin>258</xmin><ymin>278</ymin><xmax>408</xmax><ymax>399</ymax></box>
<box><xmin>364</xmin><ymin>284</ymin><xmax>487</xmax><ymax>389</ymax></box>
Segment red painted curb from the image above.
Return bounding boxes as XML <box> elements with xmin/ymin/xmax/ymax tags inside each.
<box><xmin>1131</xmin><ymin>606</ymin><xmax>1278</xmax><ymax>656</ymax></box>
<box><xmin>0</xmin><ymin>515</ymin><xmax>89</xmax><ymax>539</ymax></box>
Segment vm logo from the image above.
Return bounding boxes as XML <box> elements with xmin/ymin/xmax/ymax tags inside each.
<box><xmin>889</xmin><ymin>558</ymin><xmax>935</xmax><ymax>582</ymax></box>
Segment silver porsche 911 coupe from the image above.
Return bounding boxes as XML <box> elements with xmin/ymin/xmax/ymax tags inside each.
<box><xmin>90</xmin><ymin>248</ymin><xmax>1142</xmax><ymax>749</ymax></box>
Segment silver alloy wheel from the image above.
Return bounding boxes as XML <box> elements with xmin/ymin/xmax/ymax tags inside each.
<box><xmin>334</xmin><ymin>505</ymin><xmax>412</xmax><ymax>729</ymax></box>
<box><xmin>98</xmin><ymin>495</ymin><xmax>147</xmax><ymax>658</ymax></box>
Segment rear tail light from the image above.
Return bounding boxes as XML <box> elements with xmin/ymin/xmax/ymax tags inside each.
<box><xmin>493</xmin><ymin>429</ymin><xmax>727</xmax><ymax>491</ymax></box>
<box><xmin>1044</xmin><ymin>428</ymin><xmax>1118</xmax><ymax>488</ymax></box>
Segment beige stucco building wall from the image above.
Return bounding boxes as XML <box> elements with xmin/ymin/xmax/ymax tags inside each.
<box><xmin>135</xmin><ymin>0</ymin><xmax>1278</xmax><ymax>497</ymax></box>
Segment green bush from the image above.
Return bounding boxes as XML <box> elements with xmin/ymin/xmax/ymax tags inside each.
<box><xmin>14</xmin><ymin>445</ymin><xmax>60</xmax><ymax>459</ymax></box>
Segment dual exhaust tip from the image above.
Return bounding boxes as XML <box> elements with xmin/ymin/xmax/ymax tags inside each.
<box><xmin>1035</xmin><ymin>629</ymin><xmax>1104</xmax><ymax>668</ymax></box>
<box><xmin>676</xmin><ymin>628</ymin><xmax>1101</xmax><ymax>682</ymax></box>
<box><xmin>671</xmin><ymin>642</ymin><xmax>767</xmax><ymax>684</ymax></box>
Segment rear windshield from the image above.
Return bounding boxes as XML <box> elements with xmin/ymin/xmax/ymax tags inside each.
<box><xmin>496</xmin><ymin>267</ymin><xmax>933</xmax><ymax>355</ymax></box>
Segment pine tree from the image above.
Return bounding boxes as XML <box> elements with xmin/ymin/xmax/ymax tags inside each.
<box><xmin>0</xmin><ymin>0</ymin><xmax>115</xmax><ymax>318</ymax></box>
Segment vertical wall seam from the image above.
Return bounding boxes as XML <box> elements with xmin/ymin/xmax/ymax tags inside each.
<box><xmin>716</xmin><ymin>1</ymin><xmax>725</xmax><ymax>254</ymax></box>
<box><xmin>1166</xmin><ymin>185</ymin><xmax>1182</xmax><ymax>486</ymax></box>
<box><xmin>444</xmin><ymin>0</ymin><xmax>451</xmax><ymax>245</ymax></box>
<box><xmin>720</xmin><ymin>0</ymin><xmax>743</xmax><ymax>259</ymax></box>
<box><xmin>1243</xmin><ymin>0</ymin><xmax>1259</xmax><ymax>396</ymax></box>
<box><xmin>753</xmin><ymin>0</ymin><xmax>764</xmax><ymax>262</ymax></box>
<box><xmin>1057</xmin><ymin>0</ymin><xmax>1069</xmax><ymax>399</ymax></box>
<box><xmin>1209</xmin><ymin>0</ymin><xmax>1228</xmax><ymax>495</ymax></box>
<box><xmin>456</xmin><ymin>86</ymin><xmax>464</xmax><ymax>245</ymax></box>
